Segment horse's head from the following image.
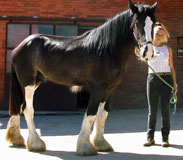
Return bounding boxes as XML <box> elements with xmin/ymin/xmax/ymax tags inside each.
<box><xmin>129</xmin><ymin>0</ymin><xmax>158</xmax><ymax>61</ymax></box>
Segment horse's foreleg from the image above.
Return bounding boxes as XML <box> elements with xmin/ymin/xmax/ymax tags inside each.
<box><xmin>6</xmin><ymin>115</ymin><xmax>25</xmax><ymax>146</ymax></box>
<box><xmin>76</xmin><ymin>86</ymin><xmax>105</xmax><ymax>156</ymax></box>
<box><xmin>92</xmin><ymin>102</ymin><xmax>113</xmax><ymax>152</ymax></box>
<box><xmin>24</xmin><ymin>85</ymin><xmax>46</xmax><ymax>152</ymax></box>
<box><xmin>76</xmin><ymin>114</ymin><xmax>97</xmax><ymax>156</ymax></box>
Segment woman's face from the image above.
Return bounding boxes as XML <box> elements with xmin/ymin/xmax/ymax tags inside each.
<box><xmin>153</xmin><ymin>27</ymin><xmax>166</xmax><ymax>45</ymax></box>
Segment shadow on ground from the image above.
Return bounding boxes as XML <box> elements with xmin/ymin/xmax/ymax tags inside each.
<box><xmin>40</xmin><ymin>150</ymin><xmax>183</xmax><ymax>160</ymax></box>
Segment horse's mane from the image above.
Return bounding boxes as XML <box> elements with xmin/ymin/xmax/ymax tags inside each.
<box><xmin>81</xmin><ymin>3</ymin><xmax>155</xmax><ymax>57</ymax></box>
<box><xmin>38</xmin><ymin>3</ymin><xmax>154</xmax><ymax>58</ymax></box>
<box><xmin>82</xmin><ymin>9</ymin><xmax>133</xmax><ymax>57</ymax></box>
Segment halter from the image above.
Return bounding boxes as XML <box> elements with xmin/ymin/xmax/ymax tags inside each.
<box><xmin>138</xmin><ymin>41</ymin><xmax>152</xmax><ymax>48</ymax></box>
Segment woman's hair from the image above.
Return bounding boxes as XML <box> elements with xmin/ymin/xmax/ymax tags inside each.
<box><xmin>153</xmin><ymin>22</ymin><xmax>170</xmax><ymax>44</ymax></box>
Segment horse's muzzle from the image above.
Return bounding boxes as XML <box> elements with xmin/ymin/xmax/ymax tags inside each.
<box><xmin>140</xmin><ymin>43</ymin><xmax>153</xmax><ymax>61</ymax></box>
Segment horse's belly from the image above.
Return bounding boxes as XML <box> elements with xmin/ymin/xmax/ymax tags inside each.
<box><xmin>40</xmin><ymin>67</ymin><xmax>91</xmax><ymax>87</ymax></box>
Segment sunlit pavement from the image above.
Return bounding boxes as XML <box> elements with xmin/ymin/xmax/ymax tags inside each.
<box><xmin>0</xmin><ymin>108</ymin><xmax>183</xmax><ymax>160</ymax></box>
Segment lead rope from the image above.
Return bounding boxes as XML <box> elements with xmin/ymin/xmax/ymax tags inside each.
<box><xmin>145</xmin><ymin>61</ymin><xmax>177</xmax><ymax>114</ymax></box>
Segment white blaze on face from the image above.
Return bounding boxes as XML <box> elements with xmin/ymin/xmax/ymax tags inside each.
<box><xmin>140</xmin><ymin>16</ymin><xmax>154</xmax><ymax>61</ymax></box>
<box><xmin>144</xmin><ymin>16</ymin><xmax>153</xmax><ymax>42</ymax></box>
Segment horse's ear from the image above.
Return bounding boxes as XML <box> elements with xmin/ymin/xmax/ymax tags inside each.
<box><xmin>151</xmin><ymin>1</ymin><xmax>158</xmax><ymax>13</ymax></box>
<box><xmin>129</xmin><ymin>0</ymin><xmax>138</xmax><ymax>14</ymax></box>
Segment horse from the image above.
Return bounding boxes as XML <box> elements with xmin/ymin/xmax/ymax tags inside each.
<box><xmin>5</xmin><ymin>0</ymin><xmax>158</xmax><ymax>156</ymax></box>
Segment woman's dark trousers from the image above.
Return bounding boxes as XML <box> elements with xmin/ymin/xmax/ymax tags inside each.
<box><xmin>146</xmin><ymin>74</ymin><xmax>173</xmax><ymax>140</ymax></box>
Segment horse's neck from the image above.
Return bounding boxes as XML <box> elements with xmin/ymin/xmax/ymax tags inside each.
<box><xmin>117</xmin><ymin>35</ymin><xmax>136</xmax><ymax>71</ymax></box>
<box><xmin>111</xmin><ymin>13</ymin><xmax>135</xmax><ymax>54</ymax></box>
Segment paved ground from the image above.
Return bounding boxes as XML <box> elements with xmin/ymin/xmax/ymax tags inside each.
<box><xmin>0</xmin><ymin>108</ymin><xmax>183</xmax><ymax>160</ymax></box>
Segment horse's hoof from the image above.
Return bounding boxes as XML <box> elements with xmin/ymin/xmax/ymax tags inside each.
<box><xmin>76</xmin><ymin>141</ymin><xmax>98</xmax><ymax>156</ymax></box>
<box><xmin>6</xmin><ymin>127</ymin><xmax>25</xmax><ymax>147</ymax></box>
<box><xmin>92</xmin><ymin>137</ymin><xmax>114</xmax><ymax>152</ymax></box>
<box><xmin>27</xmin><ymin>137</ymin><xmax>46</xmax><ymax>152</ymax></box>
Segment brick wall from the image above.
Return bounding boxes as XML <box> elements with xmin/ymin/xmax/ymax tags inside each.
<box><xmin>0</xmin><ymin>0</ymin><xmax>128</xmax><ymax>18</ymax></box>
<box><xmin>0</xmin><ymin>0</ymin><xmax>182</xmax><ymax>109</ymax></box>
<box><xmin>0</xmin><ymin>21</ymin><xmax>6</xmax><ymax>107</ymax></box>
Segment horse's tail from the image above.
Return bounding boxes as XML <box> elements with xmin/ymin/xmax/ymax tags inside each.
<box><xmin>9</xmin><ymin>67</ymin><xmax>24</xmax><ymax>115</ymax></box>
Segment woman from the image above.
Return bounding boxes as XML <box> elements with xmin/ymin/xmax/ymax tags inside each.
<box><xmin>136</xmin><ymin>22</ymin><xmax>178</xmax><ymax>147</ymax></box>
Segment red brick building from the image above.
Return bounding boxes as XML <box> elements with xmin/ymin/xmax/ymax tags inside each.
<box><xmin>0</xmin><ymin>0</ymin><xmax>182</xmax><ymax>111</ymax></box>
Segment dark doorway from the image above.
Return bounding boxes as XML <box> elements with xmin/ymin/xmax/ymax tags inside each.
<box><xmin>34</xmin><ymin>82</ymin><xmax>77</xmax><ymax>111</ymax></box>
<box><xmin>77</xmin><ymin>91</ymin><xmax>90</xmax><ymax>109</ymax></box>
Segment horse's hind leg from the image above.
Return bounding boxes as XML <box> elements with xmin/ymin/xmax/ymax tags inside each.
<box><xmin>6</xmin><ymin>115</ymin><xmax>25</xmax><ymax>146</ymax></box>
<box><xmin>23</xmin><ymin>85</ymin><xmax>46</xmax><ymax>151</ymax></box>
<box><xmin>92</xmin><ymin>101</ymin><xmax>113</xmax><ymax>152</ymax></box>
<box><xmin>6</xmin><ymin>67</ymin><xmax>25</xmax><ymax>147</ymax></box>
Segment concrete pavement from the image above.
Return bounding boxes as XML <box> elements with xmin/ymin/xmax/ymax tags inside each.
<box><xmin>0</xmin><ymin>108</ymin><xmax>183</xmax><ymax>160</ymax></box>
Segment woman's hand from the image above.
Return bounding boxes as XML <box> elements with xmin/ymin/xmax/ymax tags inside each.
<box><xmin>173</xmin><ymin>83</ymin><xmax>178</xmax><ymax>93</ymax></box>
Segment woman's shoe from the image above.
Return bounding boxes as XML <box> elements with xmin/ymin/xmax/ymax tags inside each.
<box><xmin>143</xmin><ymin>138</ymin><xmax>155</xmax><ymax>147</ymax></box>
<box><xmin>162</xmin><ymin>137</ymin><xmax>169</xmax><ymax>147</ymax></box>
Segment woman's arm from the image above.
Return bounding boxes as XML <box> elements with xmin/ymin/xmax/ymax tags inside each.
<box><xmin>168</xmin><ymin>47</ymin><xmax>178</xmax><ymax>93</ymax></box>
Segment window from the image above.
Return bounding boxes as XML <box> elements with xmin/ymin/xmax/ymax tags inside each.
<box><xmin>7</xmin><ymin>24</ymin><xmax>30</xmax><ymax>48</ymax></box>
<box><xmin>6</xmin><ymin>23</ymin><xmax>78</xmax><ymax>73</ymax></box>
<box><xmin>56</xmin><ymin>25</ymin><xmax>77</xmax><ymax>36</ymax></box>
<box><xmin>32</xmin><ymin>24</ymin><xmax>54</xmax><ymax>35</ymax></box>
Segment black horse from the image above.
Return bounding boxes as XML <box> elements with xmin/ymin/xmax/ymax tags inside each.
<box><xmin>6</xmin><ymin>0</ymin><xmax>157</xmax><ymax>156</ymax></box>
